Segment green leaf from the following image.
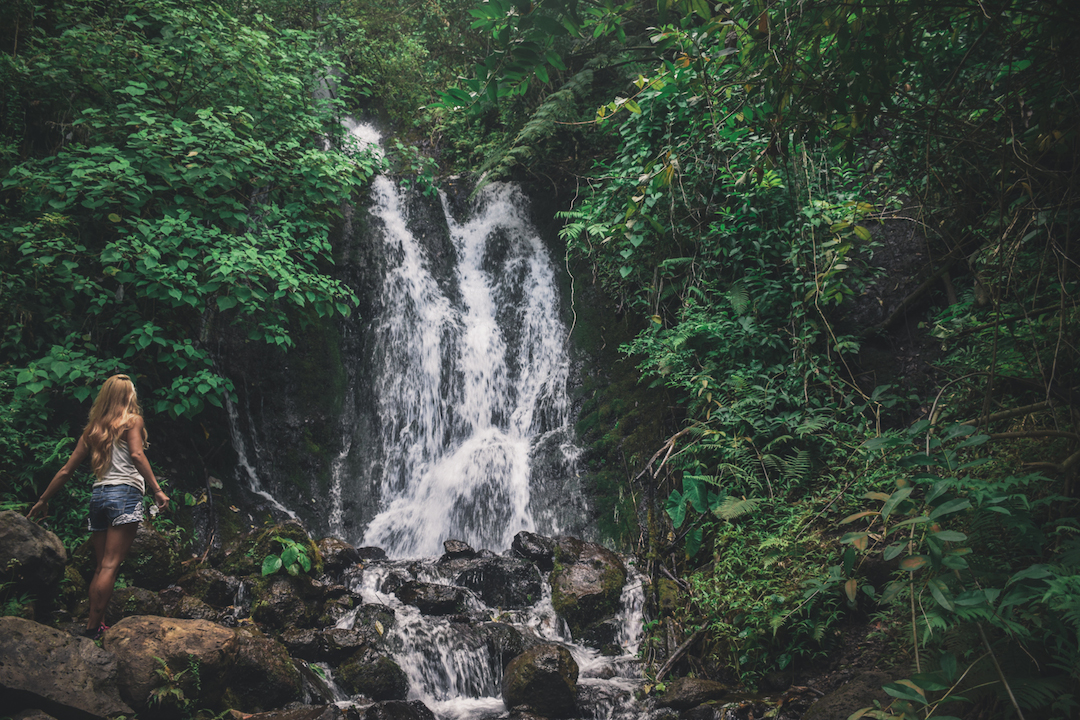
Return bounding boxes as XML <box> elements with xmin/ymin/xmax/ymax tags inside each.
<box><xmin>262</xmin><ymin>555</ymin><xmax>282</xmax><ymax>576</ymax></box>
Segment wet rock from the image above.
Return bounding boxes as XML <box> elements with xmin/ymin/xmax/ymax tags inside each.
<box><xmin>802</xmin><ymin>670</ymin><xmax>893</xmax><ymax>720</ymax></box>
<box><xmin>104</xmin><ymin>615</ymin><xmax>301</xmax><ymax>714</ymax></box>
<box><xmin>455</xmin><ymin>556</ymin><xmax>542</xmax><ymax>609</ymax></box>
<box><xmin>225</xmin><ymin>625</ymin><xmax>306</xmax><ymax>712</ymax></box>
<box><xmin>318</xmin><ymin>537</ymin><xmax>361</xmax><ymax>573</ymax></box>
<box><xmin>395</xmin><ymin>581</ymin><xmax>467</xmax><ymax>616</ymax></box>
<box><xmin>175</xmin><ymin>594</ymin><xmax>223</xmax><ymax>621</ymax></box>
<box><xmin>124</xmin><ymin>523</ymin><xmax>183</xmax><ymax>590</ymax></box>
<box><xmin>441</xmin><ymin>539</ymin><xmax>478</xmax><ymax>560</ymax></box>
<box><xmin>360</xmin><ymin>700</ymin><xmax>436</xmax><ymax>720</ymax></box>
<box><xmin>549</xmin><ymin>537</ymin><xmax>627</xmax><ymax>637</ymax></box>
<box><xmin>654</xmin><ymin>677</ymin><xmax>729</xmax><ymax>710</ymax></box>
<box><xmin>478</xmin><ymin>622</ymin><xmax>532</xmax><ymax>668</ymax></box>
<box><xmin>281</xmin><ymin>623</ymin><xmax>386</xmax><ymax>664</ymax></box>
<box><xmin>578</xmin><ymin>618</ymin><xmax>621</xmax><ymax>655</ymax></box>
<box><xmin>0</xmin><ymin>616</ymin><xmax>133</xmax><ymax>719</ymax></box>
<box><xmin>502</xmin><ymin>643</ymin><xmax>579</xmax><ymax>718</ymax></box>
<box><xmin>511</xmin><ymin>531</ymin><xmax>555</xmax><ymax>571</ymax></box>
<box><xmin>231</xmin><ymin>706</ymin><xmax>347</xmax><ymax>720</ymax></box>
<box><xmin>0</xmin><ymin>511</ymin><xmax>67</xmax><ymax>608</ymax></box>
<box><xmin>176</xmin><ymin>567</ymin><xmax>240</xmax><ymax>607</ymax></box>
<box><xmin>356</xmin><ymin>547</ymin><xmax>388</xmax><ymax>561</ymax></box>
<box><xmin>338</xmin><ymin>648</ymin><xmax>409</xmax><ymax>701</ymax></box>
<box><xmin>252</xmin><ymin>576</ymin><xmax>320</xmax><ymax>629</ymax></box>
<box><xmin>103</xmin><ymin>586</ymin><xmax>164</xmax><ymax>626</ymax></box>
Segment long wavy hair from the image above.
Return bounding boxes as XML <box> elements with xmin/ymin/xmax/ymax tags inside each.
<box><xmin>81</xmin><ymin>375</ymin><xmax>146</xmax><ymax>479</ymax></box>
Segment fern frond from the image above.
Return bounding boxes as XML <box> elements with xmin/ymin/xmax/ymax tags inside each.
<box><xmin>728</xmin><ymin>281</ymin><xmax>749</xmax><ymax>315</ymax></box>
<box><xmin>715</xmin><ymin>495</ymin><xmax>763</xmax><ymax>520</ymax></box>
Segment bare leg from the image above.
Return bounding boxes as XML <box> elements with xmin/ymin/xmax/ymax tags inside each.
<box><xmin>86</xmin><ymin>522</ymin><xmax>138</xmax><ymax>632</ymax></box>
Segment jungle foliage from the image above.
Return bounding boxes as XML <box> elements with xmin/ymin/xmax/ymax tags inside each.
<box><xmin>0</xmin><ymin>0</ymin><xmax>380</xmax><ymax>509</ymax></box>
<box><xmin>440</xmin><ymin>0</ymin><xmax>1080</xmax><ymax>714</ymax></box>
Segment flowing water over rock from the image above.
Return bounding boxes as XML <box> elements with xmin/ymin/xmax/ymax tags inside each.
<box><xmin>332</xmin><ymin>554</ymin><xmax>648</xmax><ymax>720</ymax></box>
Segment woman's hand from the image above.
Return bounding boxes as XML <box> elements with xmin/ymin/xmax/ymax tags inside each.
<box><xmin>26</xmin><ymin>499</ymin><xmax>49</xmax><ymax>521</ymax></box>
<box><xmin>153</xmin><ymin>489</ymin><xmax>170</xmax><ymax>513</ymax></box>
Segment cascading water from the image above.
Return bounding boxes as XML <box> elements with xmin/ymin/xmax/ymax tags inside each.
<box><xmin>334</xmin><ymin>121</ymin><xmax>589</xmax><ymax>557</ymax></box>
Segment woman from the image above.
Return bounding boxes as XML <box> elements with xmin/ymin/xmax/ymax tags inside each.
<box><xmin>26</xmin><ymin>374</ymin><xmax>170</xmax><ymax>639</ymax></box>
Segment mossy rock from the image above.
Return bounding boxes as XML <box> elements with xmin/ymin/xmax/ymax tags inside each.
<box><xmin>337</xmin><ymin>648</ymin><xmax>409</xmax><ymax>701</ymax></box>
<box><xmin>218</xmin><ymin>522</ymin><xmax>323</xmax><ymax>578</ymax></box>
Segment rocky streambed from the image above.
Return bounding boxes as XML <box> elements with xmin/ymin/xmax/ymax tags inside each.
<box><xmin>1</xmin><ymin>510</ymin><xmax>672</xmax><ymax>720</ymax></box>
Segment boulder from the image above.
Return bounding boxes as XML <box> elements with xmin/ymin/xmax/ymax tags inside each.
<box><xmin>281</xmin><ymin>622</ymin><xmax>386</xmax><ymax>664</ymax></box>
<box><xmin>0</xmin><ymin>511</ymin><xmax>67</xmax><ymax>607</ymax></box>
<box><xmin>225</xmin><ymin>626</ymin><xmax>306</xmax><ymax>712</ymax></box>
<box><xmin>578</xmin><ymin>618</ymin><xmax>622</xmax><ymax>655</ymax></box>
<box><xmin>802</xmin><ymin>671</ymin><xmax>894</xmax><ymax>720</ymax></box>
<box><xmin>317</xmin><ymin>538</ymin><xmax>361</xmax><ymax>574</ymax></box>
<box><xmin>251</xmin><ymin>576</ymin><xmax>320</xmax><ymax>629</ymax></box>
<box><xmin>104</xmin><ymin>615</ymin><xmax>301</xmax><ymax>714</ymax></box>
<box><xmin>176</xmin><ymin>567</ymin><xmax>240</xmax><ymax>607</ymax></box>
<box><xmin>356</xmin><ymin>546</ymin><xmax>388</xmax><ymax>561</ymax></box>
<box><xmin>455</xmin><ymin>556</ymin><xmax>542</xmax><ymax>609</ymax></box>
<box><xmin>502</xmin><ymin>643</ymin><xmax>579</xmax><ymax>718</ymax></box>
<box><xmin>440</xmin><ymin>539</ymin><xmax>479</xmax><ymax>560</ymax></box>
<box><xmin>0</xmin><ymin>616</ymin><xmax>133</xmax><ymax>719</ymax></box>
<box><xmin>511</xmin><ymin>531</ymin><xmax>555</xmax><ymax>571</ymax></box>
<box><xmin>124</xmin><ymin>523</ymin><xmax>183</xmax><ymax>590</ymax></box>
<box><xmin>337</xmin><ymin>647</ymin><xmax>409</xmax><ymax>701</ymax></box>
<box><xmin>395</xmin><ymin>581</ymin><xmax>467</xmax><ymax>616</ymax></box>
<box><xmin>173</xmin><ymin>594</ymin><xmax>221</xmax><ymax>621</ymax></box>
<box><xmin>549</xmin><ymin>537</ymin><xmax>627</xmax><ymax>637</ymax></box>
<box><xmin>478</xmin><ymin>622</ymin><xmax>532</xmax><ymax>669</ymax></box>
<box><xmin>654</xmin><ymin>677</ymin><xmax>730</xmax><ymax>710</ymax></box>
<box><xmin>230</xmin><ymin>706</ymin><xmax>346</xmax><ymax>720</ymax></box>
<box><xmin>103</xmin><ymin>586</ymin><xmax>164</xmax><ymax>626</ymax></box>
<box><xmin>360</xmin><ymin>700</ymin><xmax>436</xmax><ymax>720</ymax></box>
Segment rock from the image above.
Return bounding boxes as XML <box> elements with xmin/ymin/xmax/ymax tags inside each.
<box><xmin>549</xmin><ymin>537</ymin><xmax>627</xmax><ymax>637</ymax></box>
<box><xmin>176</xmin><ymin>568</ymin><xmax>240</xmax><ymax>607</ymax></box>
<box><xmin>440</xmin><ymin>539</ymin><xmax>478</xmax><ymax>560</ymax></box>
<box><xmin>478</xmin><ymin>622</ymin><xmax>532</xmax><ymax>668</ymax></box>
<box><xmin>502</xmin><ymin>643</ymin><xmax>579</xmax><ymax>718</ymax></box>
<box><xmin>318</xmin><ymin>537</ymin><xmax>361</xmax><ymax>573</ymax></box>
<box><xmin>104</xmin><ymin>615</ymin><xmax>301</xmax><ymax>714</ymax></box>
<box><xmin>511</xmin><ymin>531</ymin><xmax>555</xmax><ymax>571</ymax></box>
<box><xmin>230</xmin><ymin>706</ymin><xmax>347</xmax><ymax>720</ymax></box>
<box><xmin>252</xmin><ymin>576</ymin><xmax>320</xmax><ymax>629</ymax></box>
<box><xmin>395</xmin><ymin>581</ymin><xmax>467</xmax><ymax>615</ymax></box>
<box><xmin>225</xmin><ymin>626</ymin><xmax>305</xmax><ymax>712</ymax></box>
<box><xmin>654</xmin><ymin>677</ymin><xmax>729</xmax><ymax>710</ymax></box>
<box><xmin>0</xmin><ymin>511</ymin><xmax>67</xmax><ymax>608</ymax></box>
<box><xmin>578</xmin><ymin>618</ymin><xmax>621</xmax><ymax>655</ymax></box>
<box><xmin>455</xmin><ymin>556</ymin><xmax>542</xmax><ymax>609</ymax></box>
<box><xmin>280</xmin><ymin>622</ymin><xmax>386</xmax><ymax>664</ymax></box>
<box><xmin>802</xmin><ymin>671</ymin><xmax>893</xmax><ymax>720</ymax></box>
<box><xmin>173</xmin><ymin>594</ymin><xmax>221</xmax><ymax>621</ymax></box>
<box><xmin>124</xmin><ymin>523</ymin><xmax>182</xmax><ymax>590</ymax></box>
<box><xmin>12</xmin><ymin>711</ymin><xmax>59</xmax><ymax>720</ymax></box>
<box><xmin>0</xmin><ymin>616</ymin><xmax>133</xmax><ymax>719</ymax></box>
<box><xmin>103</xmin><ymin>586</ymin><xmax>164</xmax><ymax>626</ymax></box>
<box><xmin>356</xmin><ymin>547</ymin><xmax>388</xmax><ymax>561</ymax></box>
<box><xmin>360</xmin><ymin>700</ymin><xmax>436</xmax><ymax>720</ymax></box>
<box><xmin>219</xmin><ymin>522</ymin><xmax>322</xmax><ymax>578</ymax></box>
<box><xmin>337</xmin><ymin>648</ymin><xmax>409</xmax><ymax>701</ymax></box>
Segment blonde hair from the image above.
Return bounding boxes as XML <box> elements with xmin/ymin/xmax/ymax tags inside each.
<box><xmin>81</xmin><ymin>374</ymin><xmax>146</xmax><ymax>479</ymax></box>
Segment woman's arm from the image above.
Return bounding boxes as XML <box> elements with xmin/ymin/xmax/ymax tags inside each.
<box><xmin>26</xmin><ymin>435</ymin><xmax>90</xmax><ymax>520</ymax></box>
<box><xmin>127</xmin><ymin>417</ymin><xmax>169</xmax><ymax>512</ymax></box>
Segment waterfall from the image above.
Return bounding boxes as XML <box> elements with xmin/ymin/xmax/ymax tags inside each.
<box><xmin>329</xmin><ymin>122</ymin><xmax>588</xmax><ymax>557</ymax></box>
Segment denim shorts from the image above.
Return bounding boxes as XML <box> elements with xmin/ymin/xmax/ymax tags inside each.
<box><xmin>87</xmin><ymin>484</ymin><xmax>144</xmax><ymax>532</ymax></box>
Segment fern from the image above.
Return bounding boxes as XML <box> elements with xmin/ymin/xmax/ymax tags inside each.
<box><xmin>715</xmin><ymin>495</ymin><xmax>763</xmax><ymax>520</ymax></box>
<box><xmin>476</xmin><ymin>64</ymin><xmax>599</xmax><ymax>191</ymax></box>
<box><xmin>727</xmin><ymin>281</ymin><xmax>749</xmax><ymax>315</ymax></box>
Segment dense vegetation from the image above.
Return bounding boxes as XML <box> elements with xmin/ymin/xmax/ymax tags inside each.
<box><xmin>3</xmin><ymin>0</ymin><xmax>1078</xmax><ymax>718</ymax></box>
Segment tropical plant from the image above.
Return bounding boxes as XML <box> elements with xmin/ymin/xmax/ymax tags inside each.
<box><xmin>261</xmin><ymin>535</ymin><xmax>313</xmax><ymax>577</ymax></box>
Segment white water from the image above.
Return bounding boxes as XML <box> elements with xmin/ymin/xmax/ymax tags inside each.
<box><xmin>335</xmin><ymin>559</ymin><xmax>646</xmax><ymax>720</ymax></box>
<box><xmin>348</xmin><ymin>120</ymin><xmax>584</xmax><ymax>557</ymax></box>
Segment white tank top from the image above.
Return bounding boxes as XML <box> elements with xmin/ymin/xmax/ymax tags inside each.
<box><xmin>95</xmin><ymin>438</ymin><xmax>145</xmax><ymax>493</ymax></box>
